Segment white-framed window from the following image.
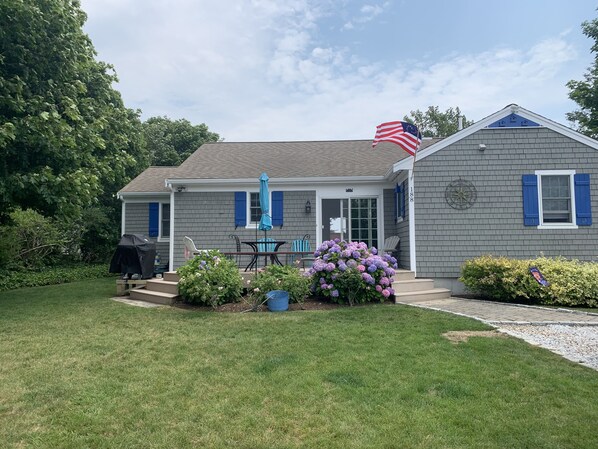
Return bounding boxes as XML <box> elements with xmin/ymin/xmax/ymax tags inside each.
<box><xmin>536</xmin><ymin>170</ymin><xmax>577</xmax><ymax>229</ymax></box>
<box><xmin>249</xmin><ymin>192</ymin><xmax>261</xmax><ymax>225</ymax></box>
<box><xmin>159</xmin><ymin>203</ymin><xmax>170</xmax><ymax>240</ymax></box>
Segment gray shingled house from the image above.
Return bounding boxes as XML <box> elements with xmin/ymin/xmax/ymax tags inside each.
<box><xmin>118</xmin><ymin>104</ymin><xmax>598</xmax><ymax>294</ymax></box>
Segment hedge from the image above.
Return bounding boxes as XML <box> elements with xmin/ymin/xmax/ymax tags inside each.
<box><xmin>0</xmin><ymin>264</ymin><xmax>115</xmax><ymax>292</ymax></box>
<box><xmin>460</xmin><ymin>255</ymin><xmax>598</xmax><ymax>308</ymax></box>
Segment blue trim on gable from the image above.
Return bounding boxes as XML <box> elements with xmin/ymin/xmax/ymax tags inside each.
<box><xmin>488</xmin><ymin>113</ymin><xmax>540</xmax><ymax>129</ymax></box>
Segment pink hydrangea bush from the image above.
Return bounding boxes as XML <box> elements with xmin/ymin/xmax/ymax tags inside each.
<box><xmin>308</xmin><ymin>239</ymin><xmax>398</xmax><ymax>304</ymax></box>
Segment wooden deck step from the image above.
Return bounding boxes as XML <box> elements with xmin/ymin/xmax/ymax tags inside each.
<box><xmin>129</xmin><ymin>288</ymin><xmax>178</xmax><ymax>305</ymax></box>
<box><xmin>392</xmin><ymin>278</ymin><xmax>435</xmax><ymax>293</ymax></box>
<box><xmin>163</xmin><ymin>271</ymin><xmax>180</xmax><ymax>282</ymax></box>
<box><xmin>394</xmin><ymin>288</ymin><xmax>452</xmax><ymax>303</ymax></box>
<box><xmin>394</xmin><ymin>270</ymin><xmax>415</xmax><ymax>281</ymax></box>
<box><xmin>145</xmin><ymin>279</ymin><xmax>179</xmax><ymax>295</ymax></box>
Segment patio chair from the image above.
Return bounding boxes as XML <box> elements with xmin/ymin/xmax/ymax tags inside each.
<box><xmin>228</xmin><ymin>234</ymin><xmax>241</xmax><ymax>265</ymax></box>
<box><xmin>383</xmin><ymin>235</ymin><xmax>400</xmax><ymax>258</ymax></box>
<box><xmin>184</xmin><ymin>236</ymin><xmax>210</xmax><ymax>260</ymax></box>
<box><xmin>287</xmin><ymin>234</ymin><xmax>311</xmax><ymax>265</ymax></box>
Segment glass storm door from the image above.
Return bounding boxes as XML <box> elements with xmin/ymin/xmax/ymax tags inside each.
<box><xmin>322</xmin><ymin>199</ymin><xmax>348</xmax><ymax>242</ymax></box>
<box><xmin>321</xmin><ymin>197</ymin><xmax>378</xmax><ymax>248</ymax></box>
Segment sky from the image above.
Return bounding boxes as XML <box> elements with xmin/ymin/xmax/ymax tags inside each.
<box><xmin>79</xmin><ymin>0</ymin><xmax>598</xmax><ymax>141</ymax></box>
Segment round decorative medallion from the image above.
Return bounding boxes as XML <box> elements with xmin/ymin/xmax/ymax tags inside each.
<box><xmin>445</xmin><ymin>178</ymin><xmax>477</xmax><ymax>210</ymax></box>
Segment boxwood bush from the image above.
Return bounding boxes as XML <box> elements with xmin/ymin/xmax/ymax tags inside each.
<box><xmin>460</xmin><ymin>255</ymin><xmax>598</xmax><ymax>307</ymax></box>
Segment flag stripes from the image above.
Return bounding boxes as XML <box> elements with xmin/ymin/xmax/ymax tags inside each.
<box><xmin>372</xmin><ymin>121</ymin><xmax>421</xmax><ymax>156</ymax></box>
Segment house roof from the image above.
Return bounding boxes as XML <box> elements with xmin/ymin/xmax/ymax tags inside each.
<box><xmin>393</xmin><ymin>104</ymin><xmax>598</xmax><ymax>172</ymax></box>
<box><xmin>119</xmin><ymin>166</ymin><xmax>177</xmax><ymax>194</ymax></box>
<box><xmin>171</xmin><ymin>139</ymin><xmax>441</xmax><ymax>181</ymax></box>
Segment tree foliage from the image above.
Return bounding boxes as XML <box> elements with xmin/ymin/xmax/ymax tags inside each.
<box><xmin>567</xmin><ymin>16</ymin><xmax>598</xmax><ymax>138</ymax></box>
<box><xmin>143</xmin><ymin>116</ymin><xmax>219</xmax><ymax>166</ymax></box>
<box><xmin>403</xmin><ymin>106</ymin><xmax>473</xmax><ymax>137</ymax></box>
<box><xmin>0</xmin><ymin>0</ymin><xmax>148</xmax><ymax>221</ymax></box>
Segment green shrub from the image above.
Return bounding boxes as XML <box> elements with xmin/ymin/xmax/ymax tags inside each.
<box><xmin>177</xmin><ymin>250</ymin><xmax>243</xmax><ymax>306</ymax></box>
<box><xmin>0</xmin><ymin>264</ymin><xmax>114</xmax><ymax>292</ymax></box>
<box><xmin>460</xmin><ymin>255</ymin><xmax>598</xmax><ymax>307</ymax></box>
<box><xmin>250</xmin><ymin>265</ymin><xmax>310</xmax><ymax>305</ymax></box>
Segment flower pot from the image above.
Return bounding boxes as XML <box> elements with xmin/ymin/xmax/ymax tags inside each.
<box><xmin>267</xmin><ymin>290</ymin><xmax>289</xmax><ymax>312</ymax></box>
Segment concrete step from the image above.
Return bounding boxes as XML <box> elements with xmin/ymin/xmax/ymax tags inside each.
<box><xmin>163</xmin><ymin>271</ymin><xmax>180</xmax><ymax>282</ymax></box>
<box><xmin>130</xmin><ymin>288</ymin><xmax>178</xmax><ymax>305</ymax></box>
<box><xmin>394</xmin><ymin>288</ymin><xmax>452</xmax><ymax>304</ymax></box>
<box><xmin>145</xmin><ymin>279</ymin><xmax>179</xmax><ymax>295</ymax></box>
<box><xmin>393</xmin><ymin>278</ymin><xmax>435</xmax><ymax>293</ymax></box>
<box><xmin>394</xmin><ymin>270</ymin><xmax>415</xmax><ymax>281</ymax></box>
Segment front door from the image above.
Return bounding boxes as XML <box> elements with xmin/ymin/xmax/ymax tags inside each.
<box><xmin>321</xmin><ymin>197</ymin><xmax>378</xmax><ymax>248</ymax></box>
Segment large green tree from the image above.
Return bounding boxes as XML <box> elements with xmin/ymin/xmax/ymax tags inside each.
<box><xmin>143</xmin><ymin>116</ymin><xmax>219</xmax><ymax>166</ymax></box>
<box><xmin>404</xmin><ymin>106</ymin><xmax>473</xmax><ymax>137</ymax></box>
<box><xmin>0</xmin><ymin>0</ymin><xmax>148</xmax><ymax>222</ymax></box>
<box><xmin>567</xmin><ymin>15</ymin><xmax>598</xmax><ymax>138</ymax></box>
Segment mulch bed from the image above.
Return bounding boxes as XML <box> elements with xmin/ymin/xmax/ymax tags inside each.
<box><xmin>173</xmin><ymin>296</ymin><xmax>395</xmax><ymax>313</ymax></box>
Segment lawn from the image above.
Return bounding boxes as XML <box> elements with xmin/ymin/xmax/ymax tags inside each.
<box><xmin>1</xmin><ymin>279</ymin><xmax>598</xmax><ymax>449</ymax></box>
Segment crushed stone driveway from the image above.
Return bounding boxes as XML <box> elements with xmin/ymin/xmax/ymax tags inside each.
<box><xmin>396</xmin><ymin>296</ymin><xmax>598</xmax><ymax>371</ymax></box>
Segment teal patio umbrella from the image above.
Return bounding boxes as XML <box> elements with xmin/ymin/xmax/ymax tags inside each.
<box><xmin>258</xmin><ymin>172</ymin><xmax>272</xmax><ymax>233</ymax></box>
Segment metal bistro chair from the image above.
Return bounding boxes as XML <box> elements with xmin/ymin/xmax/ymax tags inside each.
<box><xmin>228</xmin><ymin>234</ymin><xmax>241</xmax><ymax>265</ymax></box>
<box><xmin>288</xmin><ymin>234</ymin><xmax>311</xmax><ymax>266</ymax></box>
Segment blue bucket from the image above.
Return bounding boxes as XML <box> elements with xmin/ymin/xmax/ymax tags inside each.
<box><xmin>267</xmin><ymin>290</ymin><xmax>289</xmax><ymax>312</ymax></box>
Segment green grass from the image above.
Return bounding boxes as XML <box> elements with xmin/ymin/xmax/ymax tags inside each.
<box><xmin>1</xmin><ymin>279</ymin><xmax>598</xmax><ymax>448</ymax></box>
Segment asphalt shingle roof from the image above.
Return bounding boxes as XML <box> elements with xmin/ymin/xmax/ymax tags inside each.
<box><xmin>119</xmin><ymin>166</ymin><xmax>177</xmax><ymax>193</ymax></box>
<box><xmin>119</xmin><ymin>139</ymin><xmax>442</xmax><ymax>194</ymax></box>
<box><xmin>172</xmin><ymin>139</ymin><xmax>440</xmax><ymax>180</ymax></box>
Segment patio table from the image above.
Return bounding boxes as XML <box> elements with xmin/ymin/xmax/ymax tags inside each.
<box><xmin>241</xmin><ymin>240</ymin><xmax>286</xmax><ymax>271</ymax></box>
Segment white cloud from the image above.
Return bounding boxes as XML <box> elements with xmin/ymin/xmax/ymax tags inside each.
<box><xmin>79</xmin><ymin>0</ymin><xmax>584</xmax><ymax>141</ymax></box>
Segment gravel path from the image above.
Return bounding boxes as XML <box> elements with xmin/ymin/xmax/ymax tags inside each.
<box><xmin>498</xmin><ymin>324</ymin><xmax>598</xmax><ymax>371</ymax></box>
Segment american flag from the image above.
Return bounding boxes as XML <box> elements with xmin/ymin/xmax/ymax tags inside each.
<box><xmin>372</xmin><ymin>121</ymin><xmax>422</xmax><ymax>156</ymax></box>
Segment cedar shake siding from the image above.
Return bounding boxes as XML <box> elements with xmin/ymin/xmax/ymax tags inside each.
<box><xmin>172</xmin><ymin>190</ymin><xmax>317</xmax><ymax>269</ymax></box>
<box><xmin>414</xmin><ymin>127</ymin><xmax>598</xmax><ymax>280</ymax></box>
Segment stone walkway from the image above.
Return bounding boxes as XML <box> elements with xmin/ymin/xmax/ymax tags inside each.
<box><xmin>396</xmin><ymin>296</ymin><xmax>598</xmax><ymax>325</ymax></box>
<box><xmin>396</xmin><ymin>296</ymin><xmax>598</xmax><ymax>370</ymax></box>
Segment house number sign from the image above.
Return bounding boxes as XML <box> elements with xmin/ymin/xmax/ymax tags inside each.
<box><xmin>445</xmin><ymin>178</ymin><xmax>477</xmax><ymax>210</ymax></box>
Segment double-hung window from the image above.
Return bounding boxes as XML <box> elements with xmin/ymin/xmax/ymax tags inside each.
<box><xmin>523</xmin><ymin>170</ymin><xmax>592</xmax><ymax>229</ymax></box>
<box><xmin>249</xmin><ymin>192</ymin><xmax>261</xmax><ymax>225</ymax></box>
<box><xmin>160</xmin><ymin>203</ymin><xmax>170</xmax><ymax>239</ymax></box>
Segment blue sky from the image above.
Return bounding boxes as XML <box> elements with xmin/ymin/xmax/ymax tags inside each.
<box><xmin>80</xmin><ymin>0</ymin><xmax>597</xmax><ymax>141</ymax></box>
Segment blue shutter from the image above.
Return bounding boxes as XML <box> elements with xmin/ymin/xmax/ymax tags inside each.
<box><xmin>522</xmin><ymin>175</ymin><xmax>540</xmax><ymax>226</ymax></box>
<box><xmin>272</xmin><ymin>191</ymin><xmax>284</xmax><ymax>226</ymax></box>
<box><xmin>575</xmin><ymin>174</ymin><xmax>592</xmax><ymax>226</ymax></box>
<box><xmin>394</xmin><ymin>183</ymin><xmax>400</xmax><ymax>221</ymax></box>
<box><xmin>148</xmin><ymin>202</ymin><xmax>159</xmax><ymax>237</ymax></box>
<box><xmin>400</xmin><ymin>181</ymin><xmax>406</xmax><ymax>219</ymax></box>
<box><xmin>234</xmin><ymin>192</ymin><xmax>247</xmax><ymax>228</ymax></box>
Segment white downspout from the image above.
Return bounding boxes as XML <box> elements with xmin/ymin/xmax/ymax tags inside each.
<box><xmin>120</xmin><ymin>199</ymin><xmax>126</xmax><ymax>236</ymax></box>
<box><xmin>168</xmin><ymin>184</ymin><xmax>175</xmax><ymax>272</ymax></box>
<box><xmin>408</xmin><ymin>168</ymin><xmax>417</xmax><ymax>275</ymax></box>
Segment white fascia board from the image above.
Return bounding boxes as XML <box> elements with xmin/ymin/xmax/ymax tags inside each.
<box><xmin>392</xmin><ymin>104</ymin><xmax>598</xmax><ymax>173</ymax></box>
<box><xmin>119</xmin><ymin>191</ymin><xmax>171</xmax><ymax>199</ymax></box>
<box><xmin>166</xmin><ymin>175</ymin><xmax>388</xmax><ymax>187</ymax></box>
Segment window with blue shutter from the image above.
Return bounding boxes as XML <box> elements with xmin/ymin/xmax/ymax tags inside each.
<box><xmin>394</xmin><ymin>182</ymin><xmax>406</xmax><ymax>221</ymax></box>
<box><xmin>234</xmin><ymin>192</ymin><xmax>247</xmax><ymax>228</ymax></box>
<box><xmin>148</xmin><ymin>202</ymin><xmax>159</xmax><ymax>237</ymax></box>
<box><xmin>522</xmin><ymin>175</ymin><xmax>540</xmax><ymax>226</ymax></box>
<box><xmin>272</xmin><ymin>191</ymin><xmax>284</xmax><ymax>227</ymax></box>
<box><xmin>574</xmin><ymin>174</ymin><xmax>592</xmax><ymax>226</ymax></box>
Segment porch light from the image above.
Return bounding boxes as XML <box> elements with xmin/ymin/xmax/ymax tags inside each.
<box><xmin>305</xmin><ymin>200</ymin><xmax>311</xmax><ymax>214</ymax></box>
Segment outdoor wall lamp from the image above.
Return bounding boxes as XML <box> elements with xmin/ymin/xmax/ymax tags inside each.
<box><xmin>305</xmin><ymin>200</ymin><xmax>312</xmax><ymax>214</ymax></box>
<box><xmin>478</xmin><ymin>144</ymin><xmax>486</xmax><ymax>152</ymax></box>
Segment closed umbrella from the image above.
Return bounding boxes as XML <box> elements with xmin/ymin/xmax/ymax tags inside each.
<box><xmin>258</xmin><ymin>172</ymin><xmax>272</xmax><ymax>233</ymax></box>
